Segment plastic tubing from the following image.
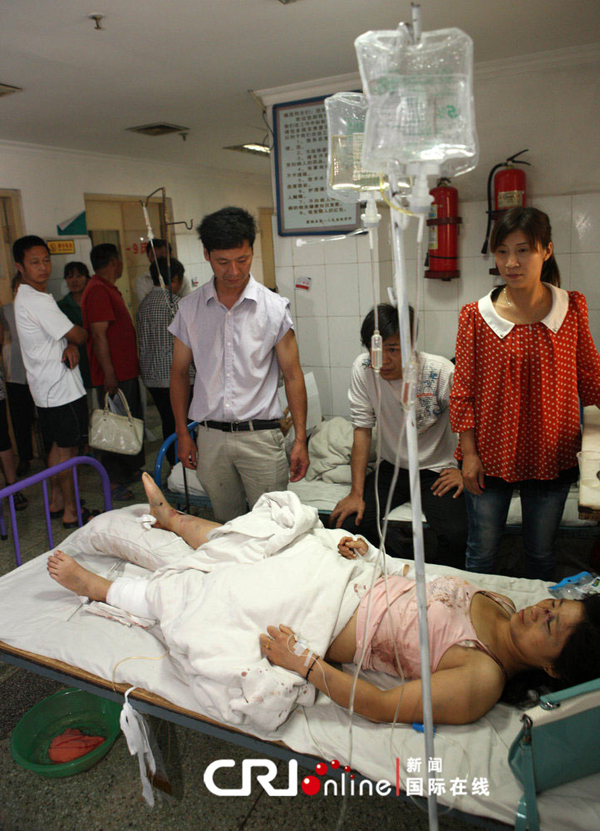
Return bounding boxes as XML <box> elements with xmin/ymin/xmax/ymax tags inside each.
<box><xmin>389</xmin><ymin>170</ymin><xmax>439</xmax><ymax>831</ymax></box>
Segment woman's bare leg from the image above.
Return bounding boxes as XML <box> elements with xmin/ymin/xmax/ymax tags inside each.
<box><xmin>47</xmin><ymin>550</ymin><xmax>111</xmax><ymax>601</ymax></box>
<box><xmin>142</xmin><ymin>472</ymin><xmax>222</xmax><ymax>549</ymax></box>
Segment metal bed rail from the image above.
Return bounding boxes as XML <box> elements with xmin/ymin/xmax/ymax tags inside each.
<box><xmin>0</xmin><ymin>456</ymin><xmax>112</xmax><ymax>567</ymax></box>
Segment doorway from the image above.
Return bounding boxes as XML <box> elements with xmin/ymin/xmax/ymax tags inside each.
<box><xmin>85</xmin><ymin>195</ymin><xmax>174</xmax><ymax>318</ymax></box>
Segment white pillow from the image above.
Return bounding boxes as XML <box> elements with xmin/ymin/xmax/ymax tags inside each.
<box><xmin>65</xmin><ymin>504</ymin><xmax>195</xmax><ymax>572</ymax></box>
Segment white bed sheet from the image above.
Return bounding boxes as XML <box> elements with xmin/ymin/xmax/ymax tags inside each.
<box><xmin>0</xmin><ymin>538</ymin><xmax>599</xmax><ymax>828</ymax></box>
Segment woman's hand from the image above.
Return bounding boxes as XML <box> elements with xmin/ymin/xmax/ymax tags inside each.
<box><xmin>259</xmin><ymin>624</ymin><xmax>308</xmax><ymax>676</ymax></box>
<box><xmin>337</xmin><ymin>535</ymin><xmax>368</xmax><ymax>559</ymax></box>
<box><xmin>462</xmin><ymin>453</ymin><xmax>485</xmax><ymax>495</ymax></box>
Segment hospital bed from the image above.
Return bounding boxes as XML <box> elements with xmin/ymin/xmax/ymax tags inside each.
<box><xmin>1</xmin><ymin>462</ymin><xmax>599</xmax><ymax>829</ymax></box>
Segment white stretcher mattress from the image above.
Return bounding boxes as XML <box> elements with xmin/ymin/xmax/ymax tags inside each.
<box><xmin>0</xmin><ymin>528</ymin><xmax>599</xmax><ymax>829</ymax></box>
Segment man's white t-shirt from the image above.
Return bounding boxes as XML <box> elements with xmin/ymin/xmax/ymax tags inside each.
<box><xmin>14</xmin><ymin>284</ymin><xmax>85</xmax><ymax>408</ymax></box>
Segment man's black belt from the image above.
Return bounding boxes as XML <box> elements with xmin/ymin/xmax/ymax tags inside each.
<box><xmin>202</xmin><ymin>419</ymin><xmax>281</xmax><ymax>432</ymax></box>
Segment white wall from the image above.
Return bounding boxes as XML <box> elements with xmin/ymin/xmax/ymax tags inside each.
<box><xmin>273</xmin><ymin>192</ymin><xmax>600</xmax><ymax>419</ymax></box>
<box><xmin>0</xmin><ymin>139</ymin><xmax>272</xmax><ymax>298</ymax></box>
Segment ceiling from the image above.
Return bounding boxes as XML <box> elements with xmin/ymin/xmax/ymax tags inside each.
<box><xmin>1</xmin><ymin>0</ymin><xmax>599</xmax><ymax>180</ymax></box>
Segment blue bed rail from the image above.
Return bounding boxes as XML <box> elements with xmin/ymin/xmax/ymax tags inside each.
<box><xmin>0</xmin><ymin>456</ymin><xmax>112</xmax><ymax>567</ymax></box>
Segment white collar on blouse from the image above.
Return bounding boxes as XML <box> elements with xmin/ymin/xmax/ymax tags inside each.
<box><xmin>477</xmin><ymin>283</ymin><xmax>569</xmax><ymax>339</ymax></box>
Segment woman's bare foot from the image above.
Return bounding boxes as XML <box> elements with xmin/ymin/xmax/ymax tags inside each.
<box><xmin>141</xmin><ymin>472</ymin><xmax>180</xmax><ymax>530</ymax></box>
<box><xmin>47</xmin><ymin>550</ymin><xmax>110</xmax><ymax>602</ymax></box>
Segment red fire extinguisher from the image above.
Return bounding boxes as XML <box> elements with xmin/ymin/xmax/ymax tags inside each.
<box><xmin>481</xmin><ymin>149</ymin><xmax>530</xmax><ymax>255</ymax></box>
<box><xmin>425</xmin><ymin>178</ymin><xmax>462</xmax><ymax>281</ymax></box>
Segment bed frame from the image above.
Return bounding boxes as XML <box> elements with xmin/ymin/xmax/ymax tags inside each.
<box><xmin>0</xmin><ymin>459</ymin><xmax>514</xmax><ymax>829</ymax></box>
<box><xmin>0</xmin><ymin>455</ymin><xmax>112</xmax><ymax>566</ymax></box>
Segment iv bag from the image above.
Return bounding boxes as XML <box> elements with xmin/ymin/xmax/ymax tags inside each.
<box><xmin>355</xmin><ymin>26</ymin><xmax>478</xmax><ymax>177</ymax></box>
<box><xmin>324</xmin><ymin>92</ymin><xmax>389</xmax><ymax>203</ymax></box>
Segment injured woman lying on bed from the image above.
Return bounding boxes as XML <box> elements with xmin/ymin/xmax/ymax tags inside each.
<box><xmin>47</xmin><ymin>473</ymin><xmax>600</xmax><ymax>731</ymax></box>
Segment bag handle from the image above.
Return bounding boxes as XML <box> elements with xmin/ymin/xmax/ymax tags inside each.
<box><xmin>103</xmin><ymin>389</ymin><xmax>135</xmax><ymax>424</ymax></box>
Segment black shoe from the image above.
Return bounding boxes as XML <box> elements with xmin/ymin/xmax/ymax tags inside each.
<box><xmin>16</xmin><ymin>460</ymin><xmax>30</xmax><ymax>478</ymax></box>
<box><xmin>62</xmin><ymin>506</ymin><xmax>94</xmax><ymax>529</ymax></box>
<box><xmin>13</xmin><ymin>492</ymin><xmax>28</xmax><ymax>511</ymax></box>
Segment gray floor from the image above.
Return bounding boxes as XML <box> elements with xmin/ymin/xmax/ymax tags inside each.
<box><xmin>0</xmin><ymin>404</ymin><xmax>596</xmax><ymax>830</ymax></box>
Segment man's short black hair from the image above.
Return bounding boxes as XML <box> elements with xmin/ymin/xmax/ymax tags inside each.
<box><xmin>12</xmin><ymin>235</ymin><xmax>50</xmax><ymax>265</ymax></box>
<box><xmin>146</xmin><ymin>238</ymin><xmax>172</xmax><ymax>260</ymax></box>
<box><xmin>197</xmin><ymin>207</ymin><xmax>256</xmax><ymax>253</ymax></box>
<box><xmin>150</xmin><ymin>257</ymin><xmax>184</xmax><ymax>287</ymax></box>
<box><xmin>360</xmin><ymin>303</ymin><xmax>415</xmax><ymax>349</ymax></box>
<box><xmin>90</xmin><ymin>243</ymin><xmax>120</xmax><ymax>272</ymax></box>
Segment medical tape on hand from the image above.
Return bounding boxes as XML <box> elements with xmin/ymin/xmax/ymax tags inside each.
<box><xmin>289</xmin><ymin>634</ymin><xmax>317</xmax><ymax>668</ymax></box>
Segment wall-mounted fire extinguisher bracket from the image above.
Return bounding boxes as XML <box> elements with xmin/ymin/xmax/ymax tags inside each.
<box><xmin>481</xmin><ymin>149</ymin><xmax>531</xmax><ymax>271</ymax></box>
<box><xmin>425</xmin><ymin>178</ymin><xmax>462</xmax><ymax>281</ymax></box>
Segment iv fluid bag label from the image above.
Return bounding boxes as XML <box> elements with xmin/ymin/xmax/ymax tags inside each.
<box><xmin>364</xmin><ymin>75</ymin><xmax>470</xmax><ymax>166</ymax></box>
<box><xmin>330</xmin><ymin>133</ymin><xmax>381</xmax><ymax>192</ymax></box>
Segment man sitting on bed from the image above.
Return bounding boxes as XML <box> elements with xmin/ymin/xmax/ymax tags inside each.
<box><xmin>330</xmin><ymin>303</ymin><xmax>467</xmax><ymax>568</ymax></box>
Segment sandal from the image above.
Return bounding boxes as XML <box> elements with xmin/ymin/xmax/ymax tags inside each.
<box><xmin>62</xmin><ymin>507</ymin><xmax>97</xmax><ymax>530</ymax></box>
<box><xmin>50</xmin><ymin>499</ymin><xmax>86</xmax><ymax>519</ymax></box>
<box><xmin>110</xmin><ymin>484</ymin><xmax>135</xmax><ymax>502</ymax></box>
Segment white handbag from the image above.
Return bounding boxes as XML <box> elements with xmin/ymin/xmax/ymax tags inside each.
<box><xmin>89</xmin><ymin>390</ymin><xmax>144</xmax><ymax>455</ymax></box>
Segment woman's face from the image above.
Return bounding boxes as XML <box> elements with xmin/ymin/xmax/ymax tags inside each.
<box><xmin>494</xmin><ymin>230</ymin><xmax>552</xmax><ymax>290</ymax></box>
<box><xmin>65</xmin><ymin>269</ymin><xmax>88</xmax><ymax>295</ymax></box>
<box><xmin>510</xmin><ymin>598</ymin><xmax>583</xmax><ymax>675</ymax></box>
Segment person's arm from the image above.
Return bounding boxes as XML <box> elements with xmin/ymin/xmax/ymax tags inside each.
<box><xmin>170</xmin><ymin>336</ymin><xmax>196</xmax><ymax>469</ymax></box>
<box><xmin>260</xmin><ymin>624</ymin><xmax>502</xmax><ymax>725</ymax></box>
<box><xmin>460</xmin><ymin>428</ymin><xmax>485</xmax><ymax>495</ymax></box>
<box><xmin>64</xmin><ymin>324</ymin><xmax>87</xmax><ymax>346</ymax></box>
<box><xmin>90</xmin><ymin>321</ymin><xmax>118</xmax><ymax>395</ymax></box>
<box><xmin>329</xmin><ymin>427</ymin><xmax>372</xmax><ymax>527</ymax></box>
<box><xmin>62</xmin><ymin>343</ymin><xmax>80</xmax><ymax>369</ymax></box>
<box><xmin>275</xmin><ymin>329</ymin><xmax>308</xmax><ymax>482</ymax></box>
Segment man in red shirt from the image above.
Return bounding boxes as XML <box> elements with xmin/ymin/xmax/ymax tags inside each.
<box><xmin>82</xmin><ymin>243</ymin><xmax>144</xmax><ymax>499</ymax></box>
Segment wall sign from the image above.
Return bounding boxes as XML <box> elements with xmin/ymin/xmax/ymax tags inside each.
<box><xmin>47</xmin><ymin>239</ymin><xmax>75</xmax><ymax>255</ymax></box>
<box><xmin>273</xmin><ymin>96</ymin><xmax>359</xmax><ymax>236</ymax></box>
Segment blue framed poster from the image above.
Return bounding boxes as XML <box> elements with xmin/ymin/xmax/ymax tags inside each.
<box><xmin>273</xmin><ymin>95</ymin><xmax>360</xmax><ymax>236</ymax></box>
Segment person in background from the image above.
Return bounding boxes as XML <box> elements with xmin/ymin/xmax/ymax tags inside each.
<box><xmin>58</xmin><ymin>262</ymin><xmax>92</xmax><ymax>390</ymax></box>
<box><xmin>137</xmin><ymin>257</ymin><xmax>193</xmax><ymax>465</ymax></box>
<box><xmin>82</xmin><ymin>243</ymin><xmax>144</xmax><ymax>501</ymax></box>
<box><xmin>450</xmin><ymin>207</ymin><xmax>600</xmax><ymax>581</ymax></box>
<box><xmin>169</xmin><ymin>206</ymin><xmax>309</xmax><ymax>522</ymax></box>
<box><xmin>0</xmin><ymin>364</ymin><xmax>28</xmax><ymax>509</ymax></box>
<box><xmin>13</xmin><ymin>235</ymin><xmax>89</xmax><ymax>527</ymax></box>
<box><xmin>0</xmin><ymin>274</ymin><xmax>36</xmax><ymax>477</ymax></box>
<box><xmin>134</xmin><ymin>238</ymin><xmax>172</xmax><ymax>305</ymax></box>
<box><xmin>330</xmin><ymin>303</ymin><xmax>467</xmax><ymax>568</ymax></box>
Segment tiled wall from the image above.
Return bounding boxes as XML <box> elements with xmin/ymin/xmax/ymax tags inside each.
<box><xmin>273</xmin><ymin>192</ymin><xmax>600</xmax><ymax>419</ymax></box>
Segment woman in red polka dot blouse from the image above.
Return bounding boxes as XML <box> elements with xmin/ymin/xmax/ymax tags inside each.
<box><xmin>450</xmin><ymin>207</ymin><xmax>600</xmax><ymax>580</ymax></box>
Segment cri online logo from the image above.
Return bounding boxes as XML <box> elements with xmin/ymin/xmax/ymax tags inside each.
<box><xmin>204</xmin><ymin>758</ymin><xmax>393</xmax><ymax>798</ymax></box>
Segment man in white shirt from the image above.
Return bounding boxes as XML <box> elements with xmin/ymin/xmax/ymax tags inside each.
<box><xmin>13</xmin><ymin>235</ymin><xmax>89</xmax><ymax>528</ymax></box>
<box><xmin>330</xmin><ymin>303</ymin><xmax>467</xmax><ymax>568</ymax></box>
<box><xmin>169</xmin><ymin>207</ymin><xmax>309</xmax><ymax>522</ymax></box>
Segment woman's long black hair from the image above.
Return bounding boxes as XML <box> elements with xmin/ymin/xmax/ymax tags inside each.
<box><xmin>490</xmin><ymin>206</ymin><xmax>561</xmax><ymax>287</ymax></box>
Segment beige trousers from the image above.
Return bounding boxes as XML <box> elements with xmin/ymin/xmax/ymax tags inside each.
<box><xmin>196</xmin><ymin>425</ymin><xmax>289</xmax><ymax>522</ymax></box>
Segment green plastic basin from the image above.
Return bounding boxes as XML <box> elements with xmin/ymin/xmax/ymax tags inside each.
<box><xmin>10</xmin><ymin>688</ymin><xmax>121</xmax><ymax>777</ymax></box>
